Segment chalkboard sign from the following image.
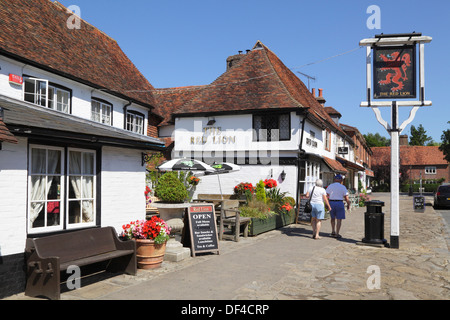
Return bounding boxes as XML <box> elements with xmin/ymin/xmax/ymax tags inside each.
<box><xmin>413</xmin><ymin>196</ymin><xmax>425</xmax><ymax>211</ymax></box>
<box><xmin>296</xmin><ymin>196</ymin><xmax>311</xmax><ymax>223</ymax></box>
<box><xmin>186</xmin><ymin>204</ymin><xmax>219</xmax><ymax>257</ymax></box>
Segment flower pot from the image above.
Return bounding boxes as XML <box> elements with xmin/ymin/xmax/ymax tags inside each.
<box><xmin>135</xmin><ymin>239</ymin><xmax>166</xmax><ymax>269</ymax></box>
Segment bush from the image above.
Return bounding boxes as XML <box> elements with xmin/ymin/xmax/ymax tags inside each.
<box><xmin>155</xmin><ymin>172</ymin><xmax>188</xmax><ymax>203</ymax></box>
<box><xmin>239</xmin><ymin>198</ymin><xmax>274</xmax><ymax>220</ymax></box>
<box><xmin>401</xmin><ymin>183</ymin><xmax>441</xmax><ymax>193</ymax></box>
<box><xmin>255</xmin><ymin>180</ymin><xmax>266</xmax><ymax>203</ymax></box>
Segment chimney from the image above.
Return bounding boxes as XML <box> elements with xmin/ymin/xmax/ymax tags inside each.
<box><xmin>226</xmin><ymin>51</ymin><xmax>245</xmax><ymax>70</ymax></box>
<box><xmin>315</xmin><ymin>88</ymin><xmax>326</xmax><ymax>106</ymax></box>
<box><xmin>399</xmin><ymin>135</ymin><xmax>409</xmax><ymax>146</ymax></box>
<box><xmin>312</xmin><ymin>88</ymin><xmax>316</xmax><ymax>97</ymax></box>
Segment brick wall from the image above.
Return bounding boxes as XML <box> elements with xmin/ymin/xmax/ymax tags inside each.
<box><xmin>147</xmin><ymin>113</ymin><xmax>160</xmax><ymax>138</ymax></box>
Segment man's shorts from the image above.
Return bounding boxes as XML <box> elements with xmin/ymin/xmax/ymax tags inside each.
<box><xmin>311</xmin><ymin>203</ymin><xmax>325</xmax><ymax>220</ymax></box>
<box><xmin>329</xmin><ymin>201</ymin><xmax>346</xmax><ymax>220</ymax></box>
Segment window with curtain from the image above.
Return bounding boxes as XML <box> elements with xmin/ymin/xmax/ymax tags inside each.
<box><xmin>68</xmin><ymin>149</ymin><xmax>95</xmax><ymax>227</ymax></box>
<box><xmin>28</xmin><ymin>145</ymin><xmax>96</xmax><ymax>234</ymax></box>
<box><xmin>29</xmin><ymin>146</ymin><xmax>64</xmax><ymax>233</ymax></box>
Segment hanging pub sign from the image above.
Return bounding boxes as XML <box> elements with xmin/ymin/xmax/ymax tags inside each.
<box><xmin>338</xmin><ymin>147</ymin><xmax>349</xmax><ymax>155</ymax></box>
<box><xmin>373</xmin><ymin>45</ymin><xmax>416</xmax><ymax>99</ymax></box>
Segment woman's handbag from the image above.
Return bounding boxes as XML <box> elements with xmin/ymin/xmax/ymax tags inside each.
<box><xmin>304</xmin><ymin>187</ymin><xmax>315</xmax><ymax>213</ymax></box>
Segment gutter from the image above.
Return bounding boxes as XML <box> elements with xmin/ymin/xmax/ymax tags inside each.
<box><xmin>296</xmin><ymin>112</ymin><xmax>308</xmax><ymax>214</ymax></box>
<box><xmin>123</xmin><ymin>101</ymin><xmax>132</xmax><ymax>130</ymax></box>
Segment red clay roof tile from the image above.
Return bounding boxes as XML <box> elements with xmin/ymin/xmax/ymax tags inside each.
<box><xmin>0</xmin><ymin>118</ymin><xmax>18</xmax><ymax>144</ymax></box>
<box><xmin>372</xmin><ymin>146</ymin><xmax>448</xmax><ymax>166</ymax></box>
<box><xmin>0</xmin><ymin>0</ymin><xmax>156</xmax><ymax>108</ymax></box>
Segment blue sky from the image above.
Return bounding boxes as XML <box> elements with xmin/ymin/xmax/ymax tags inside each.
<box><xmin>59</xmin><ymin>0</ymin><xmax>449</xmax><ymax>142</ymax></box>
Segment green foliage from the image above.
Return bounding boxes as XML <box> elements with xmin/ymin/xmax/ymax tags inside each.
<box><xmin>255</xmin><ymin>180</ymin><xmax>266</xmax><ymax>203</ymax></box>
<box><xmin>155</xmin><ymin>172</ymin><xmax>188</xmax><ymax>203</ymax></box>
<box><xmin>363</xmin><ymin>133</ymin><xmax>390</xmax><ymax>147</ymax></box>
<box><xmin>410</xmin><ymin>124</ymin><xmax>432</xmax><ymax>146</ymax></box>
<box><xmin>266</xmin><ymin>187</ymin><xmax>288</xmax><ymax>211</ymax></box>
<box><xmin>439</xmin><ymin>121</ymin><xmax>450</xmax><ymax>162</ymax></box>
<box><xmin>239</xmin><ymin>198</ymin><xmax>275</xmax><ymax>220</ymax></box>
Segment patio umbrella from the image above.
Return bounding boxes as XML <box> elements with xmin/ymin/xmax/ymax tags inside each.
<box><xmin>205</xmin><ymin>162</ymin><xmax>241</xmax><ymax>199</ymax></box>
<box><xmin>157</xmin><ymin>158</ymin><xmax>215</xmax><ymax>172</ymax></box>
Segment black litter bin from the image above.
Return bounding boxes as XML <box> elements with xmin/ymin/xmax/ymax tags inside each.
<box><xmin>362</xmin><ymin>200</ymin><xmax>387</xmax><ymax>246</ymax></box>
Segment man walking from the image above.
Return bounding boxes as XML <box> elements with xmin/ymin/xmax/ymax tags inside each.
<box><xmin>326</xmin><ymin>174</ymin><xmax>351</xmax><ymax>238</ymax></box>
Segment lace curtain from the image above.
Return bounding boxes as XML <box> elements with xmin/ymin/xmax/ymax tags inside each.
<box><xmin>69</xmin><ymin>151</ymin><xmax>94</xmax><ymax>223</ymax></box>
<box><xmin>30</xmin><ymin>149</ymin><xmax>61</xmax><ymax>226</ymax></box>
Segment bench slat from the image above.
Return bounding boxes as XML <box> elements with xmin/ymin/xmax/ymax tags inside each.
<box><xmin>59</xmin><ymin>250</ymin><xmax>134</xmax><ymax>270</ymax></box>
<box><xmin>33</xmin><ymin>228</ymin><xmax>118</xmax><ymax>263</ymax></box>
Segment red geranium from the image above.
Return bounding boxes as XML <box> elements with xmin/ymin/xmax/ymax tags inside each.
<box><xmin>280</xmin><ymin>202</ymin><xmax>293</xmax><ymax>212</ymax></box>
<box><xmin>121</xmin><ymin>216</ymin><xmax>171</xmax><ymax>244</ymax></box>
<box><xmin>234</xmin><ymin>182</ymin><xmax>255</xmax><ymax>196</ymax></box>
<box><xmin>264</xmin><ymin>179</ymin><xmax>277</xmax><ymax>189</ymax></box>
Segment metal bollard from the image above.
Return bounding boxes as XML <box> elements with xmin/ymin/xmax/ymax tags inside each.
<box><xmin>362</xmin><ymin>200</ymin><xmax>387</xmax><ymax>246</ymax></box>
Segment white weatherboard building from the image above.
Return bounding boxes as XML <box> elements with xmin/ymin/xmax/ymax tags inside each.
<box><xmin>0</xmin><ymin>0</ymin><xmax>164</xmax><ymax>298</ymax></box>
<box><xmin>156</xmin><ymin>41</ymin><xmax>367</xmax><ymax>205</ymax></box>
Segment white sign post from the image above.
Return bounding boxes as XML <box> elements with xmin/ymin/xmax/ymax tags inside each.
<box><xmin>360</xmin><ymin>33</ymin><xmax>432</xmax><ymax>249</ymax></box>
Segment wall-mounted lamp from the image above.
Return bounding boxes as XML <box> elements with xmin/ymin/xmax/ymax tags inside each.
<box><xmin>280</xmin><ymin>170</ymin><xmax>286</xmax><ymax>181</ymax></box>
<box><xmin>207</xmin><ymin>119</ymin><xmax>216</xmax><ymax>126</ymax></box>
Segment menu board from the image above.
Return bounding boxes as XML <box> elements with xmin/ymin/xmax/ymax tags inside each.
<box><xmin>186</xmin><ymin>204</ymin><xmax>219</xmax><ymax>257</ymax></box>
<box><xmin>296</xmin><ymin>196</ymin><xmax>311</xmax><ymax>222</ymax></box>
<box><xmin>413</xmin><ymin>196</ymin><xmax>425</xmax><ymax>211</ymax></box>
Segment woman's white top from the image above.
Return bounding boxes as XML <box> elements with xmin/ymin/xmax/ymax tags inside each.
<box><xmin>307</xmin><ymin>186</ymin><xmax>327</xmax><ymax>204</ymax></box>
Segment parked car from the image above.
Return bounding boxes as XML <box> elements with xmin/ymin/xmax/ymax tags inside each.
<box><xmin>433</xmin><ymin>183</ymin><xmax>450</xmax><ymax>209</ymax></box>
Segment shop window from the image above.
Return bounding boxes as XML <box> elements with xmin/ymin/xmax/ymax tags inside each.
<box><xmin>253</xmin><ymin>113</ymin><xmax>290</xmax><ymax>141</ymax></box>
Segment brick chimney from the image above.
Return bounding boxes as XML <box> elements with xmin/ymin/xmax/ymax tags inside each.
<box><xmin>399</xmin><ymin>135</ymin><xmax>409</xmax><ymax>146</ymax></box>
<box><xmin>312</xmin><ymin>88</ymin><xmax>326</xmax><ymax>106</ymax></box>
<box><xmin>226</xmin><ymin>51</ymin><xmax>248</xmax><ymax>70</ymax></box>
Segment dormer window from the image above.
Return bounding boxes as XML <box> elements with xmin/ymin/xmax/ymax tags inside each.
<box><xmin>91</xmin><ymin>99</ymin><xmax>112</xmax><ymax>125</ymax></box>
<box><xmin>24</xmin><ymin>77</ymin><xmax>71</xmax><ymax>113</ymax></box>
<box><xmin>126</xmin><ymin>110</ymin><xmax>144</xmax><ymax>134</ymax></box>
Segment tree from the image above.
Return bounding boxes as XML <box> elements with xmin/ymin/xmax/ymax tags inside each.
<box><xmin>363</xmin><ymin>133</ymin><xmax>390</xmax><ymax>148</ymax></box>
<box><xmin>409</xmin><ymin>124</ymin><xmax>432</xmax><ymax>146</ymax></box>
<box><xmin>439</xmin><ymin>121</ymin><xmax>450</xmax><ymax>162</ymax></box>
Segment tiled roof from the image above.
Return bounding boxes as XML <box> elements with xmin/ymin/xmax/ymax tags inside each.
<box><xmin>158</xmin><ymin>41</ymin><xmax>343</xmax><ymax>134</ymax></box>
<box><xmin>155</xmin><ymin>86</ymin><xmax>206</xmax><ymax>125</ymax></box>
<box><xmin>0</xmin><ymin>117</ymin><xmax>18</xmax><ymax>144</ymax></box>
<box><xmin>372</xmin><ymin>146</ymin><xmax>448</xmax><ymax>166</ymax></box>
<box><xmin>324</xmin><ymin>106</ymin><xmax>342</xmax><ymax>118</ymax></box>
<box><xmin>323</xmin><ymin>156</ymin><xmax>348</xmax><ymax>174</ymax></box>
<box><xmin>0</xmin><ymin>0</ymin><xmax>156</xmax><ymax>108</ymax></box>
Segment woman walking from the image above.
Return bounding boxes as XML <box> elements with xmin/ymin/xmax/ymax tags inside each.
<box><xmin>306</xmin><ymin>179</ymin><xmax>331</xmax><ymax>239</ymax></box>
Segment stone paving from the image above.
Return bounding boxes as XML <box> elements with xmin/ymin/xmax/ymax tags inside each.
<box><xmin>5</xmin><ymin>193</ymin><xmax>450</xmax><ymax>300</ymax></box>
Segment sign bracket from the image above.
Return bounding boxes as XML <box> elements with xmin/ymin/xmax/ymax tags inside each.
<box><xmin>360</xmin><ymin>33</ymin><xmax>432</xmax><ymax>249</ymax></box>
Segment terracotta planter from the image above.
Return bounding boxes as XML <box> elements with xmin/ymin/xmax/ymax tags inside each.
<box><xmin>135</xmin><ymin>239</ymin><xmax>166</xmax><ymax>269</ymax></box>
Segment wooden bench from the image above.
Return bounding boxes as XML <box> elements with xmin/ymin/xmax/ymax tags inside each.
<box><xmin>218</xmin><ymin>200</ymin><xmax>251</xmax><ymax>242</ymax></box>
<box><xmin>25</xmin><ymin>227</ymin><xmax>136</xmax><ymax>300</ymax></box>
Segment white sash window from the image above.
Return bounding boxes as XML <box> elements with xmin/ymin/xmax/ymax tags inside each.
<box><xmin>28</xmin><ymin>145</ymin><xmax>96</xmax><ymax>234</ymax></box>
<box><xmin>24</xmin><ymin>77</ymin><xmax>70</xmax><ymax>113</ymax></box>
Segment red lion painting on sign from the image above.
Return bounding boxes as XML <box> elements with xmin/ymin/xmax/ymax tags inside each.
<box><xmin>378</xmin><ymin>51</ymin><xmax>411</xmax><ymax>92</ymax></box>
